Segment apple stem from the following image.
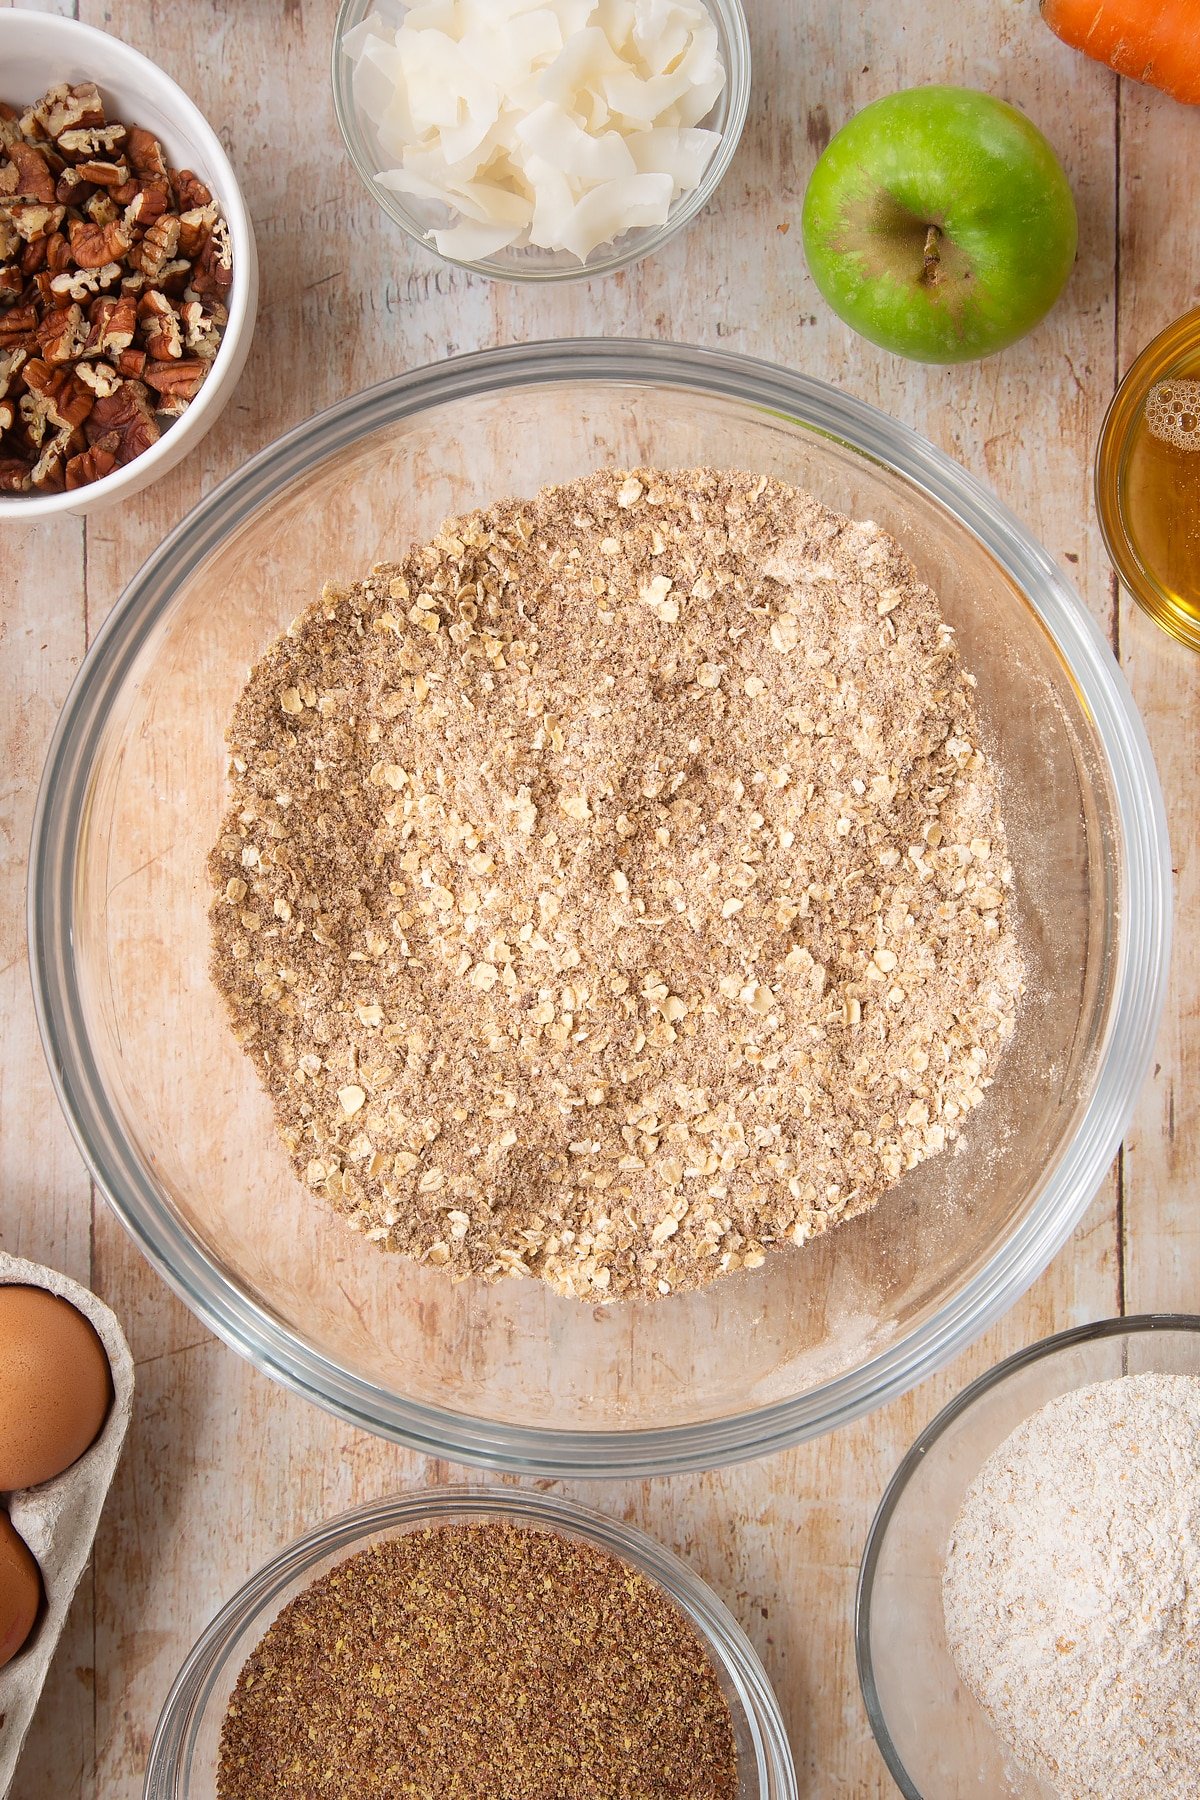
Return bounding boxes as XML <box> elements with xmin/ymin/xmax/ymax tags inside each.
<box><xmin>921</xmin><ymin>225</ymin><xmax>942</xmax><ymax>286</ymax></box>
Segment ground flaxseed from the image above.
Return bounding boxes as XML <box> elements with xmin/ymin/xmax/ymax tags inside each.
<box><xmin>208</xmin><ymin>467</ymin><xmax>1024</xmax><ymax>1301</ymax></box>
<box><xmin>216</xmin><ymin>1519</ymin><xmax>740</xmax><ymax>1800</ymax></box>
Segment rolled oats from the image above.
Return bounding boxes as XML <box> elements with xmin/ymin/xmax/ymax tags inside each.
<box><xmin>208</xmin><ymin>468</ymin><xmax>1024</xmax><ymax>1302</ymax></box>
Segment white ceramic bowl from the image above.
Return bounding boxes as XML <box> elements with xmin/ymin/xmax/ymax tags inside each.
<box><xmin>0</xmin><ymin>9</ymin><xmax>258</xmax><ymax>520</ymax></box>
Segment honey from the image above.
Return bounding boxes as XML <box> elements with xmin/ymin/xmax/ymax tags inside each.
<box><xmin>1097</xmin><ymin>309</ymin><xmax>1200</xmax><ymax>650</ymax></box>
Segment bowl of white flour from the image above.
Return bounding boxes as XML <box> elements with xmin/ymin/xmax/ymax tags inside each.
<box><xmin>857</xmin><ymin>1314</ymin><xmax>1200</xmax><ymax>1800</ymax></box>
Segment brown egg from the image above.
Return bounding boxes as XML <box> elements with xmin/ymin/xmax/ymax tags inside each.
<box><xmin>0</xmin><ymin>1513</ymin><xmax>40</xmax><ymax>1667</ymax></box>
<box><xmin>0</xmin><ymin>1286</ymin><xmax>113</xmax><ymax>1491</ymax></box>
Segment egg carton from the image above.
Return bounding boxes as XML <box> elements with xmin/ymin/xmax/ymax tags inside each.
<box><xmin>0</xmin><ymin>1254</ymin><xmax>133</xmax><ymax>1798</ymax></box>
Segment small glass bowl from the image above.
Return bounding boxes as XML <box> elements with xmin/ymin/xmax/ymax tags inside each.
<box><xmin>856</xmin><ymin>1315</ymin><xmax>1200</xmax><ymax>1799</ymax></box>
<box><xmin>143</xmin><ymin>1486</ymin><xmax>798</xmax><ymax>1800</ymax></box>
<box><xmin>1096</xmin><ymin>307</ymin><xmax>1200</xmax><ymax>649</ymax></box>
<box><xmin>331</xmin><ymin>0</ymin><xmax>751</xmax><ymax>283</ymax></box>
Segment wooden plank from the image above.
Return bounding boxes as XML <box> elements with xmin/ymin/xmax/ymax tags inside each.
<box><xmin>1</xmin><ymin>0</ymin><xmax>1159</xmax><ymax>1796</ymax></box>
<box><xmin>1116</xmin><ymin>79</ymin><xmax>1200</xmax><ymax>1316</ymax></box>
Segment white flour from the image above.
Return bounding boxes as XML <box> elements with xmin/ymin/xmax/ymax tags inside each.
<box><xmin>942</xmin><ymin>1371</ymin><xmax>1200</xmax><ymax>1800</ymax></box>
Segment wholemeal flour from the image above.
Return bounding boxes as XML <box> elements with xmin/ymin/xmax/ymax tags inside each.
<box><xmin>943</xmin><ymin>1371</ymin><xmax>1200</xmax><ymax>1799</ymax></box>
<box><xmin>208</xmin><ymin>467</ymin><xmax>1024</xmax><ymax>1300</ymax></box>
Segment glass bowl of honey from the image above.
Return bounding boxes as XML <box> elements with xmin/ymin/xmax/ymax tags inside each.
<box><xmin>1096</xmin><ymin>307</ymin><xmax>1200</xmax><ymax>649</ymax></box>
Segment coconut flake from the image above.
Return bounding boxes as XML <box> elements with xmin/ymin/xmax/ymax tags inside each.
<box><xmin>343</xmin><ymin>0</ymin><xmax>726</xmax><ymax>264</ymax></box>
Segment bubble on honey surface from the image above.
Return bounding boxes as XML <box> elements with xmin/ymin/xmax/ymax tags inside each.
<box><xmin>1145</xmin><ymin>379</ymin><xmax>1200</xmax><ymax>451</ymax></box>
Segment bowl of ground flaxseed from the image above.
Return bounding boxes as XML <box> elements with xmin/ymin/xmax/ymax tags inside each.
<box><xmin>143</xmin><ymin>1487</ymin><xmax>797</xmax><ymax>1800</ymax></box>
<box><xmin>30</xmin><ymin>340</ymin><xmax>1170</xmax><ymax>1475</ymax></box>
<box><xmin>857</xmin><ymin>1315</ymin><xmax>1200</xmax><ymax>1800</ymax></box>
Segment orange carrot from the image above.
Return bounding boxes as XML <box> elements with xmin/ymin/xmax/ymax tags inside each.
<box><xmin>1041</xmin><ymin>0</ymin><xmax>1200</xmax><ymax>103</ymax></box>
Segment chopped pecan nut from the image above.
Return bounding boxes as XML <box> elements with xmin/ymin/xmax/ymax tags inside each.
<box><xmin>37</xmin><ymin>303</ymin><xmax>87</xmax><ymax>363</ymax></box>
<box><xmin>142</xmin><ymin>357</ymin><xmax>207</xmax><ymax>406</ymax></box>
<box><xmin>56</xmin><ymin>122</ymin><xmax>128</xmax><ymax>162</ymax></box>
<box><xmin>8</xmin><ymin>142</ymin><xmax>56</xmax><ymax>203</ymax></box>
<box><xmin>171</xmin><ymin>169</ymin><xmax>213</xmax><ymax>211</ymax></box>
<box><xmin>0</xmin><ymin>303</ymin><xmax>38</xmax><ymax>349</ymax></box>
<box><xmin>0</xmin><ymin>265</ymin><xmax>24</xmax><ymax>303</ymax></box>
<box><xmin>123</xmin><ymin>177</ymin><xmax>171</xmax><ymax>234</ymax></box>
<box><xmin>85</xmin><ymin>292</ymin><xmax>137</xmax><ymax>357</ymax></box>
<box><xmin>29</xmin><ymin>421</ymin><xmax>72</xmax><ymax>489</ymax></box>
<box><xmin>36</xmin><ymin>83</ymin><xmax>105</xmax><ymax>141</ymax></box>
<box><xmin>84</xmin><ymin>191</ymin><xmax>119</xmax><ymax>227</ymax></box>
<box><xmin>0</xmin><ymin>347</ymin><xmax>27</xmax><ymax>399</ymax></box>
<box><xmin>49</xmin><ymin>260</ymin><xmax>122</xmax><ymax>302</ymax></box>
<box><xmin>177</xmin><ymin>201</ymin><xmax>218</xmax><ymax>259</ymax></box>
<box><xmin>75</xmin><ymin>358</ymin><xmax>121</xmax><ymax>398</ymax></box>
<box><xmin>179</xmin><ymin>298</ymin><xmax>222</xmax><ymax>361</ymax></box>
<box><xmin>21</xmin><ymin>356</ymin><xmax>93</xmax><ymax>430</ymax></box>
<box><xmin>129</xmin><ymin>213</ymin><xmax>180</xmax><ymax>277</ymax></box>
<box><xmin>68</xmin><ymin>215</ymin><xmax>132</xmax><ymax>268</ymax></box>
<box><xmin>10</xmin><ymin>200</ymin><xmax>65</xmax><ymax>242</ymax></box>
<box><xmin>138</xmin><ymin>288</ymin><xmax>182</xmax><ymax>359</ymax></box>
<box><xmin>0</xmin><ymin>212</ymin><xmax>18</xmax><ymax>260</ymax></box>
<box><xmin>126</xmin><ymin>127</ymin><xmax>168</xmax><ymax>181</ymax></box>
<box><xmin>84</xmin><ymin>377</ymin><xmax>159</xmax><ymax>463</ymax></box>
<box><xmin>114</xmin><ymin>346</ymin><xmax>147</xmax><ymax>380</ymax></box>
<box><xmin>75</xmin><ymin>158</ymin><xmax>129</xmax><ymax>189</ymax></box>
<box><xmin>0</xmin><ymin>456</ymin><xmax>32</xmax><ymax>492</ymax></box>
<box><xmin>65</xmin><ymin>442</ymin><xmax>116</xmax><ymax>488</ymax></box>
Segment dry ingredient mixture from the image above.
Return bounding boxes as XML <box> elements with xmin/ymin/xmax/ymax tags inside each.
<box><xmin>216</xmin><ymin>1520</ymin><xmax>739</xmax><ymax>1800</ymax></box>
<box><xmin>943</xmin><ymin>1372</ymin><xmax>1200</xmax><ymax>1800</ymax></box>
<box><xmin>0</xmin><ymin>81</ymin><xmax>231</xmax><ymax>494</ymax></box>
<box><xmin>208</xmin><ymin>466</ymin><xmax>1024</xmax><ymax>1301</ymax></box>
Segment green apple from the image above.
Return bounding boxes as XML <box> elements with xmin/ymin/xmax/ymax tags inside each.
<box><xmin>801</xmin><ymin>86</ymin><xmax>1078</xmax><ymax>363</ymax></box>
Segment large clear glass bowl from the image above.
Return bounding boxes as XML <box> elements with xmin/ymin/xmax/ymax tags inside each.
<box><xmin>856</xmin><ymin>1316</ymin><xmax>1200</xmax><ymax>1798</ymax></box>
<box><xmin>144</xmin><ymin>1487</ymin><xmax>798</xmax><ymax>1799</ymax></box>
<box><xmin>29</xmin><ymin>340</ymin><xmax>1171</xmax><ymax>1475</ymax></box>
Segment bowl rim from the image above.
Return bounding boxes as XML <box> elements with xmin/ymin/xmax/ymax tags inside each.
<box><xmin>1095</xmin><ymin>305</ymin><xmax>1200</xmax><ymax>650</ymax></box>
<box><xmin>0</xmin><ymin>8</ymin><xmax>257</xmax><ymax>520</ymax></box>
<box><xmin>142</xmin><ymin>1484</ymin><xmax>799</xmax><ymax>1800</ymax></box>
<box><xmin>28</xmin><ymin>337</ymin><xmax>1173</xmax><ymax>1477</ymax></box>
<box><xmin>329</xmin><ymin>0</ymin><xmax>753</xmax><ymax>284</ymax></box>
<box><xmin>854</xmin><ymin>1311</ymin><xmax>1200</xmax><ymax>1800</ymax></box>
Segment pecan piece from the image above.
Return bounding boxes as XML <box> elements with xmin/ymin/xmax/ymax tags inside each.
<box><xmin>177</xmin><ymin>201</ymin><xmax>218</xmax><ymax>260</ymax></box>
<box><xmin>21</xmin><ymin>356</ymin><xmax>94</xmax><ymax>430</ymax></box>
<box><xmin>179</xmin><ymin>299</ymin><xmax>222</xmax><ymax>362</ymax></box>
<box><xmin>8</xmin><ymin>142</ymin><xmax>57</xmax><ymax>205</ymax></box>
<box><xmin>138</xmin><ymin>288</ymin><xmax>182</xmax><ymax>360</ymax></box>
<box><xmin>0</xmin><ymin>347</ymin><xmax>27</xmax><ymax>399</ymax></box>
<box><xmin>84</xmin><ymin>377</ymin><xmax>159</xmax><ymax>463</ymax></box>
<box><xmin>170</xmin><ymin>169</ymin><xmax>212</xmax><ymax>211</ymax></box>
<box><xmin>37</xmin><ymin>302</ymin><xmax>87</xmax><ymax>363</ymax></box>
<box><xmin>75</xmin><ymin>359</ymin><xmax>122</xmax><ymax>398</ymax></box>
<box><xmin>29</xmin><ymin>422</ymin><xmax>72</xmax><ymax>490</ymax></box>
<box><xmin>49</xmin><ymin>260</ymin><xmax>122</xmax><ymax>303</ymax></box>
<box><xmin>0</xmin><ymin>209</ymin><xmax>18</xmax><ymax>261</ymax></box>
<box><xmin>65</xmin><ymin>442</ymin><xmax>117</xmax><ymax>489</ymax></box>
<box><xmin>0</xmin><ymin>263</ymin><xmax>23</xmax><ymax>303</ymax></box>
<box><xmin>75</xmin><ymin>159</ymin><xmax>129</xmax><ymax>190</ymax></box>
<box><xmin>0</xmin><ymin>456</ymin><xmax>32</xmax><ymax>492</ymax></box>
<box><xmin>10</xmin><ymin>200</ymin><xmax>66</xmax><ymax>243</ymax></box>
<box><xmin>38</xmin><ymin>82</ymin><xmax>105</xmax><ymax>141</ymax></box>
<box><xmin>126</xmin><ymin>127</ymin><xmax>168</xmax><ymax>182</ymax></box>
<box><xmin>85</xmin><ymin>292</ymin><xmax>137</xmax><ymax>358</ymax></box>
<box><xmin>84</xmin><ymin>191</ymin><xmax>120</xmax><ymax>228</ymax></box>
<box><xmin>0</xmin><ymin>303</ymin><xmax>38</xmax><ymax>350</ymax></box>
<box><xmin>123</xmin><ymin>177</ymin><xmax>172</xmax><ymax>235</ymax></box>
<box><xmin>114</xmin><ymin>346</ymin><xmax>147</xmax><ymax>380</ymax></box>
<box><xmin>142</xmin><ymin>356</ymin><xmax>207</xmax><ymax>411</ymax></box>
<box><xmin>69</xmin><ymin>215</ymin><xmax>133</xmax><ymax>268</ymax></box>
<box><xmin>128</xmin><ymin>213</ymin><xmax>180</xmax><ymax>278</ymax></box>
<box><xmin>56</xmin><ymin>122</ymin><xmax>128</xmax><ymax>163</ymax></box>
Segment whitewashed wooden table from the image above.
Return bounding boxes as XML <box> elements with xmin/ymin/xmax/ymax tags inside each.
<box><xmin>2</xmin><ymin>1</ymin><xmax>1197</xmax><ymax>1793</ymax></box>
